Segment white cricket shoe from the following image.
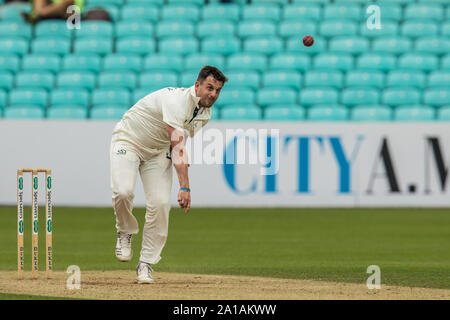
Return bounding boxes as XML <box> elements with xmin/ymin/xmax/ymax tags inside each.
<box><xmin>115</xmin><ymin>232</ymin><xmax>133</xmax><ymax>262</ymax></box>
<box><xmin>136</xmin><ymin>261</ymin><xmax>154</xmax><ymax>284</ymax></box>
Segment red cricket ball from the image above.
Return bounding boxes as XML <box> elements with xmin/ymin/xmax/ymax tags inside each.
<box><xmin>303</xmin><ymin>35</ymin><xmax>314</xmax><ymax>47</ymax></box>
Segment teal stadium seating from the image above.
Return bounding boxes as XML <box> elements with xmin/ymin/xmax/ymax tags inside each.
<box><xmin>22</xmin><ymin>55</ymin><xmax>61</xmax><ymax>73</ymax></box>
<box><xmin>47</xmin><ymin>107</ymin><xmax>88</xmax><ymax>120</ymax></box>
<box><xmin>104</xmin><ymin>54</ymin><xmax>142</xmax><ymax>73</ymax></box>
<box><xmin>306</xmin><ymin>71</ymin><xmax>343</xmax><ymax>89</ymax></box>
<box><xmin>0</xmin><ymin>0</ymin><xmax>448</xmax><ymax>121</ymax></box>
<box><xmin>50</xmin><ymin>89</ymin><xmax>89</xmax><ymax>109</ymax></box>
<box><xmin>62</xmin><ymin>54</ymin><xmax>101</xmax><ymax>73</ymax></box>
<box><xmin>0</xmin><ymin>72</ymin><xmax>13</xmax><ymax>90</ymax></box>
<box><xmin>265</xmin><ymin>106</ymin><xmax>305</xmax><ymax>121</ymax></box>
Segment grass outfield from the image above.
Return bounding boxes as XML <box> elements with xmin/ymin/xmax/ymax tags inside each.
<box><xmin>0</xmin><ymin>207</ymin><xmax>449</xmax><ymax>289</ymax></box>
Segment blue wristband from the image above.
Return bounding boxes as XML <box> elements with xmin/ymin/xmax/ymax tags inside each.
<box><xmin>180</xmin><ymin>187</ymin><xmax>190</xmax><ymax>192</ymax></box>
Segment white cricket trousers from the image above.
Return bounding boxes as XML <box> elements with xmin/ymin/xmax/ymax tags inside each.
<box><xmin>110</xmin><ymin>139</ymin><xmax>172</xmax><ymax>265</ymax></box>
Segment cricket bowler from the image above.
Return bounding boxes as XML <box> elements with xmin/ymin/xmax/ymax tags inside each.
<box><xmin>110</xmin><ymin>66</ymin><xmax>227</xmax><ymax>283</ymax></box>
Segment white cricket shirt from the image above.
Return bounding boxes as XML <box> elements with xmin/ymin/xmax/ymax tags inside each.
<box><xmin>112</xmin><ymin>86</ymin><xmax>211</xmax><ymax>154</ymax></box>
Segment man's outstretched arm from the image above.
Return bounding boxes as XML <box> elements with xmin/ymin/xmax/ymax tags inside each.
<box><xmin>166</xmin><ymin>124</ymin><xmax>191</xmax><ymax>213</ymax></box>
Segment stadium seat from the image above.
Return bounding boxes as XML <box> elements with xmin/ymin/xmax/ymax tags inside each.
<box><xmin>116</xmin><ymin>38</ymin><xmax>156</xmax><ymax>55</ymax></box>
<box><xmin>394</xmin><ymin>106</ymin><xmax>435</xmax><ymax>121</ymax></box>
<box><xmin>90</xmin><ymin>107</ymin><xmax>129</xmax><ymax>120</ymax></box>
<box><xmin>0</xmin><ymin>72</ymin><xmax>13</xmax><ymax>90</ymax></box>
<box><xmin>262</xmin><ymin>71</ymin><xmax>301</xmax><ymax>90</ymax></box>
<box><xmin>133</xmin><ymin>89</ymin><xmax>149</xmax><ymax>102</ymax></box>
<box><xmin>139</xmin><ymin>72</ymin><xmax>179</xmax><ymax>89</ymax></box>
<box><xmin>159</xmin><ymin>38</ymin><xmax>198</xmax><ymax>55</ymax></box>
<box><xmin>264</xmin><ymin>106</ymin><xmax>305</xmax><ymax>121</ymax></box>
<box><xmin>98</xmin><ymin>72</ymin><xmax>137</xmax><ymax>91</ymax></box>
<box><xmin>201</xmin><ymin>4</ymin><xmax>240</xmax><ymax>22</ymax></box>
<box><xmin>62</xmin><ymin>54</ymin><xmax>102</xmax><ymax>73</ymax></box>
<box><xmin>9</xmin><ymin>89</ymin><xmax>48</xmax><ymax>108</ymax></box>
<box><xmin>357</xmin><ymin>53</ymin><xmax>397</xmax><ymax>72</ymax></box>
<box><xmin>401</xmin><ymin>20</ymin><xmax>439</xmax><ymax>38</ymax></box>
<box><xmin>225</xmin><ymin>71</ymin><xmax>260</xmax><ymax>90</ymax></box>
<box><xmin>404</xmin><ymin>4</ymin><xmax>444</xmax><ymax>21</ymax></box>
<box><xmin>35</xmin><ymin>20</ymin><xmax>72</xmax><ymax>38</ymax></box>
<box><xmin>0</xmin><ymin>55</ymin><xmax>20</xmax><ymax>73</ymax></box>
<box><xmin>398</xmin><ymin>53</ymin><xmax>439</xmax><ymax>72</ymax></box>
<box><xmin>103</xmin><ymin>54</ymin><xmax>142</xmax><ymax>73</ymax></box>
<box><xmin>372</xmin><ymin>37</ymin><xmax>412</xmax><ymax>55</ymax></box>
<box><xmin>221</xmin><ymin>106</ymin><xmax>262</xmax><ymax>121</ymax></box>
<box><xmin>286</xmin><ymin>36</ymin><xmax>326</xmax><ymax>54</ymax></box>
<box><xmin>307</xmin><ymin>105</ymin><xmax>349</xmax><ymax>121</ymax></box>
<box><xmin>278</xmin><ymin>21</ymin><xmax>316</xmax><ymax>39</ymax></box>
<box><xmin>4</xmin><ymin>107</ymin><xmax>44</xmax><ymax>119</ymax></box>
<box><xmin>345</xmin><ymin>71</ymin><xmax>384</xmax><ymax>89</ymax></box>
<box><xmin>0</xmin><ymin>39</ymin><xmax>28</xmax><ymax>56</ymax></box>
<box><xmin>415</xmin><ymin>37</ymin><xmax>450</xmax><ymax>55</ymax></box>
<box><xmin>368</xmin><ymin>4</ymin><xmax>402</xmax><ymax>22</ymax></box>
<box><xmin>0</xmin><ymin>22</ymin><xmax>32</xmax><ymax>40</ymax></box>
<box><xmin>74</xmin><ymin>21</ymin><xmax>113</xmax><ymax>39</ymax></box>
<box><xmin>115</xmin><ymin>22</ymin><xmax>153</xmax><ymax>39</ymax></box>
<box><xmin>305</xmin><ymin>71</ymin><xmax>343</xmax><ymax>89</ymax></box>
<box><xmin>428</xmin><ymin>71</ymin><xmax>450</xmax><ymax>88</ymax></box>
<box><xmin>127</xmin><ymin>0</ymin><xmax>162</xmax><ymax>4</ymax></box>
<box><xmin>324</xmin><ymin>4</ymin><xmax>361</xmax><ymax>21</ymax></box>
<box><xmin>197</xmin><ymin>21</ymin><xmax>235</xmax><ymax>39</ymax></box>
<box><xmin>437</xmin><ymin>106</ymin><xmax>450</xmax><ymax>121</ymax></box>
<box><xmin>442</xmin><ymin>55</ymin><xmax>450</xmax><ymax>71</ymax></box>
<box><xmin>47</xmin><ymin>107</ymin><xmax>87</xmax><ymax>120</ymax></box>
<box><xmin>215</xmin><ymin>89</ymin><xmax>255</xmax><ymax>107</ymax></box>
<box><xmin>180</xmin><ymin>71</ymin><xmax>198</xmax><ymax>87</ymax></box>
<box><xmin>144</xmin><ymin>54</ymin><xmax>183</xmax><ymax>72</ymax></box>
<box><xmin>22</xmin><ymin>54</ymin><xmax>60</xmax><ymax>73</ymax></box>
<box><xmin>300</xmin><ymin>88</ymin><xmax>339</xmax><ymax>106</ymax></box>
<box><xmin>201</xmin><ymin>37</ymin><xmax>240</xmax><ymax>56</ymax></box>
<box><xmin>156</xmin><ymin>21</ymin><xmax>195</xmax><ymax>39</ymax></box>
<box><xmin>386</xmin><ymin>71</ymin><xmax>426</xmax><ymax>89</ymax></box>
<box><xmin>242</xmin><ymin>5</ymin><xmax>280</xmax><ymax>21</ymax></box>
<box><xmin>351</xmin><ymin>106</ymin><xmax>392</xmax><ymax>122</ymax></box>
<box><xmin>382</xmin><ymin>88</ymin><xmax>421</xmax><ymax>106</ymax></box>
<box><xmin>269</xmin><ymin>53</ymin><xmax>311</xmax><ymax>72</ymax></box>
<box><xmin>121</xmin><ymin>5</ymin><xmax>159</xmax><ymax>22</ymax></box>
<box><xmin>50</xmin><ymin>89</ymin><xmax>89</xmax><ymax>109</ymax></box>
<box><xmin>92</xmin><ymin>89</ymin><xmax>131</xmax><ymax>108</ymax></box>
<box><xmin>442</xmin><ymin>22</ymin><xmax>450</xmax><ymax>38</ymax></box>
<box><xmin>319</xmin><ymin>20</ymin><xmax>358</xmax><ymax>38</ymax></box>
<box><xmin>251</xmin><ymin>0</ymin><xmax>289</xmax><ymax>4</ymax></box>
<box><xmin>184</xmin><ymin>54</ymin><xmax>225</xmax><ymax>72</ymax></box>
<box><xmin>360</xmin><ymin>21</ymin><xmax>398</xmax><ymax>38</ymax></box>
<box><xmin>238</xmin><ymin>21</ymin><xmax>276</xmax><ymax>39</ymax></box>
<box><xmin>0</xmin><ymin>4</ymin><xmax>31</xmax><ymax>21</ymax></box>
<box><xmin>0</xmin><ymin>90</ymin><xmax>6</xmax><ymax>109</ymax></box>
<box><xmin>16</xmin><ymin>72</ymin><xmax>55</xmax><ymax>90</ymax></box>
<box><xmin>87</xmin><ymin>0</ymin><xmax>123</xmax><ymax>6</ymax></box>
<box><xmin>342</xmin><ymin>89</ymin><xmax>380</xmax><ymax>107</ymax></box>
<box><xmin>227</xmin><ymin>53</ymin><xmax>267</xmax><ymax>72</ymax></box>
<box><xmin>74</xmin><ymin>38</ymin><xmax>112</xmax><ymax>56</ymax></box>
<box><xmin>258</xmin><ymin>89</ymin><xmax>297</xmax><ymax>107</ymax></box>
<box><xmin>161</xmin><ymin>5</ymin><xmax>200</xmax><ymax>22</ymax></box>
<box><xmin>243</xmin><ymin>37</ymin><xmax>282</xmax><ymax>55</ymax></box>
<box><xmin>283</xmin><ymin>4</ymin><xmax>321</xmax><ymax>21</ymax></box>
<box><xmin>424</xmin><ymin>89</ymin><xmax>450</xmax><ymax>107</ymax></box>
<box><xmin>329</xmin><ymin>37</ymin><xmax>370</xmax><ymax>55</ymax></box>
<box><xmin>32</xmin><ymin>38</ymin><xmax>70</xmax><ymax>55</ymax></box>
<box><xmin>314</xmin><ymin>53</ymin><xmax>354</xmax><ymax>72</ymax></box>
<box><xmin>57</xmin><ymin>72</ymin><xmax>96</xmax><ymax>91</ymax></box>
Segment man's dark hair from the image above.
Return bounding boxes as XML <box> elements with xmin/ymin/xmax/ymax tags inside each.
<box><xmin>197</xmin><ymin>66</ymin><xmax>228</xmax><ymax>84</ymax></box>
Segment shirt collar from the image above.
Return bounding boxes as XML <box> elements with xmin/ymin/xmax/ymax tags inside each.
<box><xmin>189</xmin><ymin>86</ymin><xmax>201</xmax><ymax>108</ymax></box>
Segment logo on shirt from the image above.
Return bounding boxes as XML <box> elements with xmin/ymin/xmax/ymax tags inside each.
<box><xmin>116</xmin><ymin>149</ymin><xmax>126</xmax><ymax>155</ymax></box>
